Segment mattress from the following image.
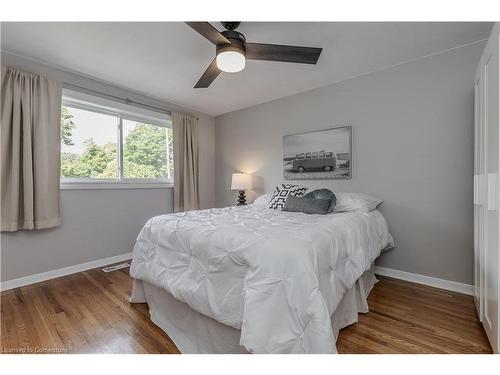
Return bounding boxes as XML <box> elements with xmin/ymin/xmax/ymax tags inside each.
<box><xmin>130</xmin><ymin>204</ymin><xmax>393</xmax><ymax>353</ymax></box>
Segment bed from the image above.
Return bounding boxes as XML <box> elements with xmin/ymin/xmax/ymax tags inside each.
<box><xmin>129</xmin><ymin>198</ymin><xmax>393</xmax><ymax>354</ymax></box>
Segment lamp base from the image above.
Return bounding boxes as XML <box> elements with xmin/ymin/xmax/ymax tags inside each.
<box><xmin>237</xmin><ymin>190</ymin><xmax>247</xmax><ymax>206</ymax></box>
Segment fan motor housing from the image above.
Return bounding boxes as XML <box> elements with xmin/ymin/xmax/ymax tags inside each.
<box><xmin>221</xmin><ymin>30</ymin><xmax>246</xmax><ymax>44</ymax></box>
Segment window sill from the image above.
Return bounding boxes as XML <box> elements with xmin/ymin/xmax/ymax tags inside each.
<box><xmin>60</xmin><ymin>181</ymin><xmax>173</xmax><ymax>190</ymax></box>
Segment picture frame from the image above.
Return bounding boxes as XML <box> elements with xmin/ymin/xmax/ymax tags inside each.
<box><xmin>283</xmin><ymin>126</ymin><xmax>352</xmax><ymax>180</ymax></box>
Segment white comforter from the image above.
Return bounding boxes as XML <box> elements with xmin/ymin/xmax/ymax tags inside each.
<box><xmin>130</xmin><ymin>204</ymin><xmax>393</xmax><ymax>353</ymax></box>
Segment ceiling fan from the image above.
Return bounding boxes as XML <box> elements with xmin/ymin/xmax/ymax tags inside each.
<box><xmin>186</xmin><ymin>22</ymin><xmax>323</xmax><ymax>88</ymax></box>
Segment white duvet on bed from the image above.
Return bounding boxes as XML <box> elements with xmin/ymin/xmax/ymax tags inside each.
<box><xmin>130</xmin><ymin>204</ymin><xmax>393</xmax><ymax>353</ymax></box>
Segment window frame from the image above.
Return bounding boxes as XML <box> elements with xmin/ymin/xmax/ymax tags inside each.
<box><xmin>60</xmin><ymin>91</ymin><xmax>173</xmax><ymax>190</ymax></box>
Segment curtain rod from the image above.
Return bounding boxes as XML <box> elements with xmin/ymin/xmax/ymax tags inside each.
<box><xmin>63</xmin><ymin>82</ymin><xmax>199</xmax><ymax>120</ymax></box>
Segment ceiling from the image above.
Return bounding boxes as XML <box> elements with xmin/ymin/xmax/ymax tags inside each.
<box><xmin>1</xmin><ymin>22</ymin><xmax>492</xmax><ymax>116</ymax></box>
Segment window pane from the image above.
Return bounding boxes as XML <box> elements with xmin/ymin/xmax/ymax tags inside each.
<box><xmin>122</xmin><ymin>120</ymin><xmax>172</xmax><ymax>179</ymax></box>
<box><xmin>60</xmin><ymin>105</ymin><xmax>118</xmax><ymax>179</ymax></box>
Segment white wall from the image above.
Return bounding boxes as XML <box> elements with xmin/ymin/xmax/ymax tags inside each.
<box><xmin>1</xmin><ymin>189</ymin><xmax>172</xmax><ymax>281</ymax></box>
<box><xmin>215</xmin><ymin>42</ymin><xmax>485</xmax><ymax>285</ymax></box>
<box><xmin>0</xmin><ymin>52</ymin><xmax>215</xmax><ymax>282</ymax></box>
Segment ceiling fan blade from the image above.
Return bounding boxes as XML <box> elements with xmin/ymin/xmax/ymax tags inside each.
<box><xmin>245</xmin><ymin>43</ymin><xmax>322</xmax><ymax>64</ymax></box>
<box><xmin>185</xmin><ymin>22</ymin><xmax>230</xmax><ymax>45</ymax></box>
<box><xmin>194</xmin><ymin>58</ymin><xmax>221</xmax><ymax>88</ymax></box>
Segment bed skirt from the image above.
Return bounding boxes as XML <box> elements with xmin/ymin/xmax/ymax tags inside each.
<box><xmin>130</xmin><ymin>263</ymin><xmax>377</xmax><ymax>354</ymax></box>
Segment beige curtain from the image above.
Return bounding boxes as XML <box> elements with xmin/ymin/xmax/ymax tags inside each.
<box><xmin>172</xmin><ymin>112</ymin><xmax>199</xmax><ymax>212</ymax></box>
<box><xmin>1</xmin><ymin>66</ymin><xmax>62</xmax><ymax>231</ymax></box>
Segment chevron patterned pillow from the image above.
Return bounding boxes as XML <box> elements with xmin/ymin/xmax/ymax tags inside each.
<box><xmin>268</xmin><ymin>184</ymin><xmax>308</xmax><ymax>210</ymax></box>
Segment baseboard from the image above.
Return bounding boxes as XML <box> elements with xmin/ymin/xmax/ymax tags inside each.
<box><xmin>375</xmin><ymin>266</ymin><xmax>474</xmax><ymax>296</ymax></box>
<box><xmin>0</xmin><ymin>252</ymin><xmax>133</xmax><ymax>292</ymax></box>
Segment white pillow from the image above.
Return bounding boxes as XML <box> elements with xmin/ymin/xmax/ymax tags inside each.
<box><xmin>253</xmin><ymin>193</ymin><xmax>272</xmax><ymax>207</ymax></box>
<box><xmin>334</xmin><ymin>192</ymin><xmax>383</xmax><ymax>212</ymax></box>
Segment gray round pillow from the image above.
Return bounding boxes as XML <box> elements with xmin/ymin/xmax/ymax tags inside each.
<box><xmin>304</xmin><ymin>189</ymin><xmax>336</xmax><ymax>213</ymax></box>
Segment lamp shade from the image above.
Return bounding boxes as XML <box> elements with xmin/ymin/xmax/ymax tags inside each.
<box><xmin>216</xmin><ymin>50</ymin><xmax>246</xmax><ymax>73</ymax></box>
<box><xmin>231</xmin><ymin>173</ymin><xmax>252</xmax><ymax>190</ymax></box>
<box><xmin>216</xmin><ymin>43</ymin><xmax>246</xmax><ymax>73</ymax></box>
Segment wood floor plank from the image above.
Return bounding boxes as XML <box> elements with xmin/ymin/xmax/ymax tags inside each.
<box><xmin>0</xmin><ymin>264</ymin><xmax>492</xmax><ymax>354</ymax></box>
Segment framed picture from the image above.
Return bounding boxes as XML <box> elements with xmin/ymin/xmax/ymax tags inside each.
<box><xmin>283</xmin><ymin>126</ymin><xmax>352</xmax><ymax>180</ymax></box>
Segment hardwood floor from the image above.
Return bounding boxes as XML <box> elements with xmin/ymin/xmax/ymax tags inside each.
<box><xmin>0</xmin><ymin>263</ymin><xmax>492</xmax><ymax>354</ymax></box>
<box><xmin>337</xmin><ymin>276</ymin><xmax>492</xmax><ymax>354</ymax></box>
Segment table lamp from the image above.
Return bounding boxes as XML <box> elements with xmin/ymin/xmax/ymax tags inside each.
<box><xmin>231</xmin><ymin>173</ymin><xmax>253</xmax><ymax>206</ymax></box>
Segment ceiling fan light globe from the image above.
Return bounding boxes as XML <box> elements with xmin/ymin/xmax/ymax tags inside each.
<box><xmin>216</xmin><ymin>51</ymin><xmax>246</xmax><ymax>73</ymax></box>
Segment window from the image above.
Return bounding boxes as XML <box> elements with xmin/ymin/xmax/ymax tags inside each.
<box><xmin>60</xmin><ymin>92</ymin><xmax>173</xmax><ymax>189</ymax></box>
<box><xmin>122</xmin><ymin>120</ymin><xmax>172</xmax><ymax>179</ymax></box>
<box><xmin>61</xmin><ymin>105</ymin><xmax>119</xmax><ymax>179</ymax></box>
